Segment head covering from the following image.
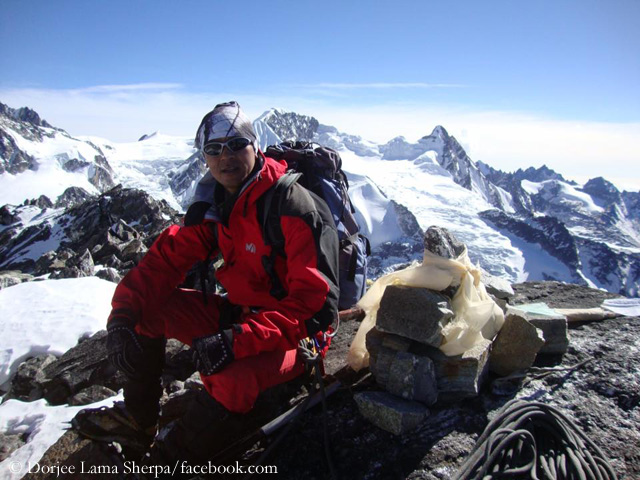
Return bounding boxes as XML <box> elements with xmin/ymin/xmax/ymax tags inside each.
<box><xmin>195</xmin><ymin>101</ymin><xmax>258</xmax><ymax>151</ymax></box>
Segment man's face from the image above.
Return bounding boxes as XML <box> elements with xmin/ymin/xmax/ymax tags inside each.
<box><xmin>203</xmin><ymin>137</ymin><xmax>256</xmax><ymax>194</ymax></box>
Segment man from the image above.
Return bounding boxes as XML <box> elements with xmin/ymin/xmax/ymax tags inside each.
<box><xmin>85</xmin><ymin>101</ymin><xmax>340</xmax><ymax>463</ymax></box>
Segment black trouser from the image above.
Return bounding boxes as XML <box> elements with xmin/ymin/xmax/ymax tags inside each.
<box><xmin>123</xmin><ymin>335</ymin><xmax>166</xmax><ymax>430</ymax></box>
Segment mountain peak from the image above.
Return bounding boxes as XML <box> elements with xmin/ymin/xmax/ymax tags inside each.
<box><xmin>1</xmin><ymin>102</ymin><xmax>53</xmax><ymax>128</ymax></box>
<box><xmin>256</xmin><ymin>109</ymin><xmax>319</xmax><ymax>142</ymax></box>
<box><xmin>514</xmin><ymin>164</ymin><xmax>571</xmax><ymax>184</ymax></box>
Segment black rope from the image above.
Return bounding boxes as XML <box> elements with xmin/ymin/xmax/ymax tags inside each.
<box><xmin>455</xmin><ymin>399</ymin><xmax>618</xmax><ymax>480</ymax></box>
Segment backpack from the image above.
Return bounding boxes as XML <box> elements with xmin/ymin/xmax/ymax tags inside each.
<box><xmin>264</xmin><ymin>142</ymin><xmax>370</xmax><ymax>310</ymax></box>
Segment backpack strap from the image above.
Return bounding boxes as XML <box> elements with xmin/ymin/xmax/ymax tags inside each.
<box><xmin>259</xmin><ymin>172</ymin><xmax>303</xmax><ymax>300</ymax></box>
<box><xmin>183</xmin><ymin>201</ymin><xmax>218</xmax><ymax>304</ymax></box>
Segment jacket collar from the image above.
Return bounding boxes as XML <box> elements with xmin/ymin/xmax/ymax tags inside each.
<box><xmin>191</xmin><ymin>152</ymin><xmax>287</xmax><ymax>222</ymax></box>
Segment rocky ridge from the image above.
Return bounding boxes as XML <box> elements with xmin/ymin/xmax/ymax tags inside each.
<box><xmin>2</xmin><ymin>275</ymin><xmax>637</xmax><ymax>479</ymax></box>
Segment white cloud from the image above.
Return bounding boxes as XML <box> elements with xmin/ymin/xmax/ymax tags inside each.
<box><xmin>1</xmin><ymin>84</ymin><xmax>639</xmax><ymax>192</ymax></box>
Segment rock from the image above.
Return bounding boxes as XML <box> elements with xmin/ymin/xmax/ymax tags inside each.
<box><xmin>419</xmin><ymin>339</ymin><xmax>492</xmax><ymax>401</ymax></box>
<box><xmin>120</xmin><ymin>239</ymin><xmax>148</xmax><ymax>264</ymax></box>
<box><xmin>423</xmin><ymin>226</ymin><xmax>466</xmax><ymax>259</ymax></box>
<box><xmin>42</xmin><ymin>331</ymin><xmax>122</xmax><ymax>405</ymax></box>
<box><xmin>20</xmin><ymin>429</ymin><xmax>122</xmax><ymax>480</ymax></box>
<box><xmin>376</xmin><ymin>286</ymin><xmax>453</xmax><ymax>347</ymax></box>
<box><xmin>54</xmin><ymin>186</ymin><xmax>93</xmax><ymax>209</ymax></box>
<box><xmin>0</xmin><ymin>205</ymin><xmax>19</xmax><ymax>225</ymax></box>
<box><xmin>0</xmin><ymin>270</ymin><xmax>34</xmax><ymax>289</ymax></box>
<box><xmin>5</xmin><ymin>354</ymin><xmax>57</xmax><ymax>401</ymax></box>
<box><xmin>354</xmin><ymin>391</ymin><xmax>429</xmax><ymax>435</ymax></box>
<box><xmin>489</xmin><ymin>314</ymin><xmax>545</xmax><ymax>376</ymax></box>
<box><xmin>95</xmin><ymin>267</ymin><xmax>122</xmax><ymax>283</ymax></box>
<box><xmin>164</xmin><ymin>339</ymin><xmax>195</xmax><ymax>381</ymax></box>
<box><xmin>509</xmin><ymin>304</ymin><xmax>569</xmax><ymax>354</ymax></box>
<box><xmin>481</xmin><ymin>271</ymin><xmax>515</xmax><ymax>300</ymax></box>
<box><xmin>49</xmin><ymin>249</ymin><xmax>95</xmax><ymax>279</ymax></box>
<box><xmin>387</xmin><ymin>351</ymin><xmax>438</xmax><ymax>405</ymax></box>
<box><xmin>184</xmin><ymin>372</ymin><xmax>205</xmax><ymax>392</ymax></box>
<box><xmin>68</xmin><ymin>385</ymin><xmax>117</xmax><ymax>406</ymax></box>
<box><xmin>0</xmin><ymin>432</ymin><xmax>26</xmax><ymax>462</ymax></box>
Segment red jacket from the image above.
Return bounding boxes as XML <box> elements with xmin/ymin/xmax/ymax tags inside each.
<box><xmin>110</xmin><ymin>156</ymin><xmax>340</xmax><ymax>358</ymax></box>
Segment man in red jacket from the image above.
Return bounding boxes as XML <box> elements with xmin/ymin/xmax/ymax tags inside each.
<box><xmin>100</xmin><ymin>101</ymin><xmax>339</xmax><ymax>461</ymax></box>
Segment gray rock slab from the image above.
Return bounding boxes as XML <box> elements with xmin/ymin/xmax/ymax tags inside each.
<box><xmin>354</xmin><ymin>391</ymin><xmax>429</xmax><ymax>435</ymax></box>
<box><xmin>377</xmin><ymin>285</ymin><xmax>453</xmax><ymax>347</ymax></box>
<box><xmin>387</xmin><ymin>351</ymin><xmax>438</xmax><ymax>405</ymax></box>
<box><xmin>420</xmin><ymin>338</ymin><xmax>492</xmax><ymax>401</ymax></box>
<box><xmin>490</xmin><ymin>314</ymin><xmax>545</xmax><ymax>376</ymax></box>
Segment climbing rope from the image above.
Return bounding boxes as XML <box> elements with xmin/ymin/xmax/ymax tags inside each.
<box><xmin>455</xmin><ymin>399</ymin><xmax>618</xmax><ymax>480</ymax></box>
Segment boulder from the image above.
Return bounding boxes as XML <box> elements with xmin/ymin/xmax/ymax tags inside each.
<box><xmin>387</xmin><ymin>351</ymin><xmax>438</xmax><ymax>405</ymax></box>
<box><xmin>423</xmin><ymin>226</ymin><xmax>466</xmax><ymax>259</ymax></box>
<box><xmin>489</xmin><ymin>314</ymin><xmax>545</xmax><ymax>376</ymax></box>
<box><xmin>3</xmin><ymin>354</ymin><xmax>57</xmax><ymax>401</ymax></box>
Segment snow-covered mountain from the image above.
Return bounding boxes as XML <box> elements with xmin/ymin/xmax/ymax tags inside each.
<box><xmin>1</xmin><ymin>102</ymin><xmax>639</xmax><ymax>297</ymax></box>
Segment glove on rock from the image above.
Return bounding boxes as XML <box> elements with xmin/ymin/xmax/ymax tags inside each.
<box><xmin>192</xmin><ymin>331</ymin><xmax>234</xmax><ymax>376</ymax></box>
<box><xmin>107</xmin><ymin>316</ymin><xmax>144</xmax><ymax>379</ymax></box>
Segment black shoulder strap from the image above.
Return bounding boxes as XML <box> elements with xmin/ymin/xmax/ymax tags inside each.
<box><xmin>260</xmin><ymin>171</ymin><xmax>303</xmax><ymax>251</ymax></box>
<box><xmin>259</xmin><ymin>171</ymin><xmax>302</xmax><ymax>301</ymax></box>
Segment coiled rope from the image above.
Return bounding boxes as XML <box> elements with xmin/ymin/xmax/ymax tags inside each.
<box><xmin>455</xmin><ymin>399</ymin><xmax>618</xmax><ymax>480</ymax></box>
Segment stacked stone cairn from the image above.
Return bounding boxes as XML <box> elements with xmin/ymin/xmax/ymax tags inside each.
<box><xmin>354</xmin><ymin>226</ymin><xmax>569</xmax><ymax>435</ymax></box>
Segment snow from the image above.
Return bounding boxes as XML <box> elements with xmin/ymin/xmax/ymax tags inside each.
<box><xmin>340</xmin><ymin>149</ymin><xmax>527</xmax><ymax>281</ymax></box>
<box><xmin>0</xmin><ymin>277</ymin><xmax>118</xmax><ymax>479</ymax></box>
<box><xmin>0</xmin><ymin>278</ymin><xmax>116</xmax><ymax>387</ymax></box>
<box><xmin>101</xmin><ymin>133</ymin><xmax>195</xmax><ymax>211</ymax></box>
<box><xmin>0</xmin><ymin>394</ymin><xmax>122</xmax><ymax>480</ymax></box>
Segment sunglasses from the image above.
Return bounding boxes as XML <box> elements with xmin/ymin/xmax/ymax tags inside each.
<box><xmin>202</xmin><ymin>137</ymin><xmax>252</xmax><ymax>156</ymax></box>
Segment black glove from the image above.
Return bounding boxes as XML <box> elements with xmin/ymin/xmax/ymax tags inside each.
<box><xmin>107</xmin><ymin>316</ymin><xmax>144</xmax><ymax>378</ymax></box>
<box><xmin>191</xmin><ymin>330</ymin><xmax>234</xmax><ymax>376</ymax></box>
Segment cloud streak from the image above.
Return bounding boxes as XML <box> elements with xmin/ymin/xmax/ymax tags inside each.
<box><xmin>295</xmin><ymin>82</ymin><xmax>467</xmax><ymax>89</ymax></box>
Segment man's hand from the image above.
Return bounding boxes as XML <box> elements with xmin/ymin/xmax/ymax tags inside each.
<box><xmin>107</xmin><ymin>316</ymin><xmax>144</xmax><ymax>378</ymax></box>
<box><xmin>191</xmin><ymin>331</ymin><xmax>234</xmax><ymax>376</ymax></box>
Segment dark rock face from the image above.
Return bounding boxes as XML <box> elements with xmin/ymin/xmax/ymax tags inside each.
<box><xmin>423</xmin><ymin>226</ymin><xmax>466</xmax><ymax>259</ymax></box>
<box><xmin>0</xmin><ymin>186</ymin><xmax>180</xmax><ymax>278</ymax></box>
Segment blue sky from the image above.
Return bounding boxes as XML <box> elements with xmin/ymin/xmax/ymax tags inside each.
<box><xmin>1</xmin><ymin>0</ymin><xmax>639</xmax><ymax>190</ymax></box>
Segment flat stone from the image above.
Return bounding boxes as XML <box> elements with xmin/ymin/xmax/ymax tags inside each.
<box><xmin>490</xmin><ymin>314</ymin><xmax>545</xmax><ymax>376</ymax></box>
<box><xmin>509</xmin><ymin>305</ymin><xmax>568</xmax><ymax>354</ymax></box>
<box><xmin>377</xmin><ymin>286</ymin><xmax>454</xmax><ymax>347</ymax></box>
<box><xmin>354</xmin><ymin>391</ymin><xmax>429</xmax><ymax>435</ymax></box>
<box><xmin>387</xmin><ymin>351</ymin><xmax>438</xmax><ymax>405</ymax></box>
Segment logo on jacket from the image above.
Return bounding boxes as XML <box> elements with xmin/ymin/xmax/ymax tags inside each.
<box><xmin>245</xmin><ymin>243</ymin><xmax>257</xmax><ymax>254</ymax></box>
